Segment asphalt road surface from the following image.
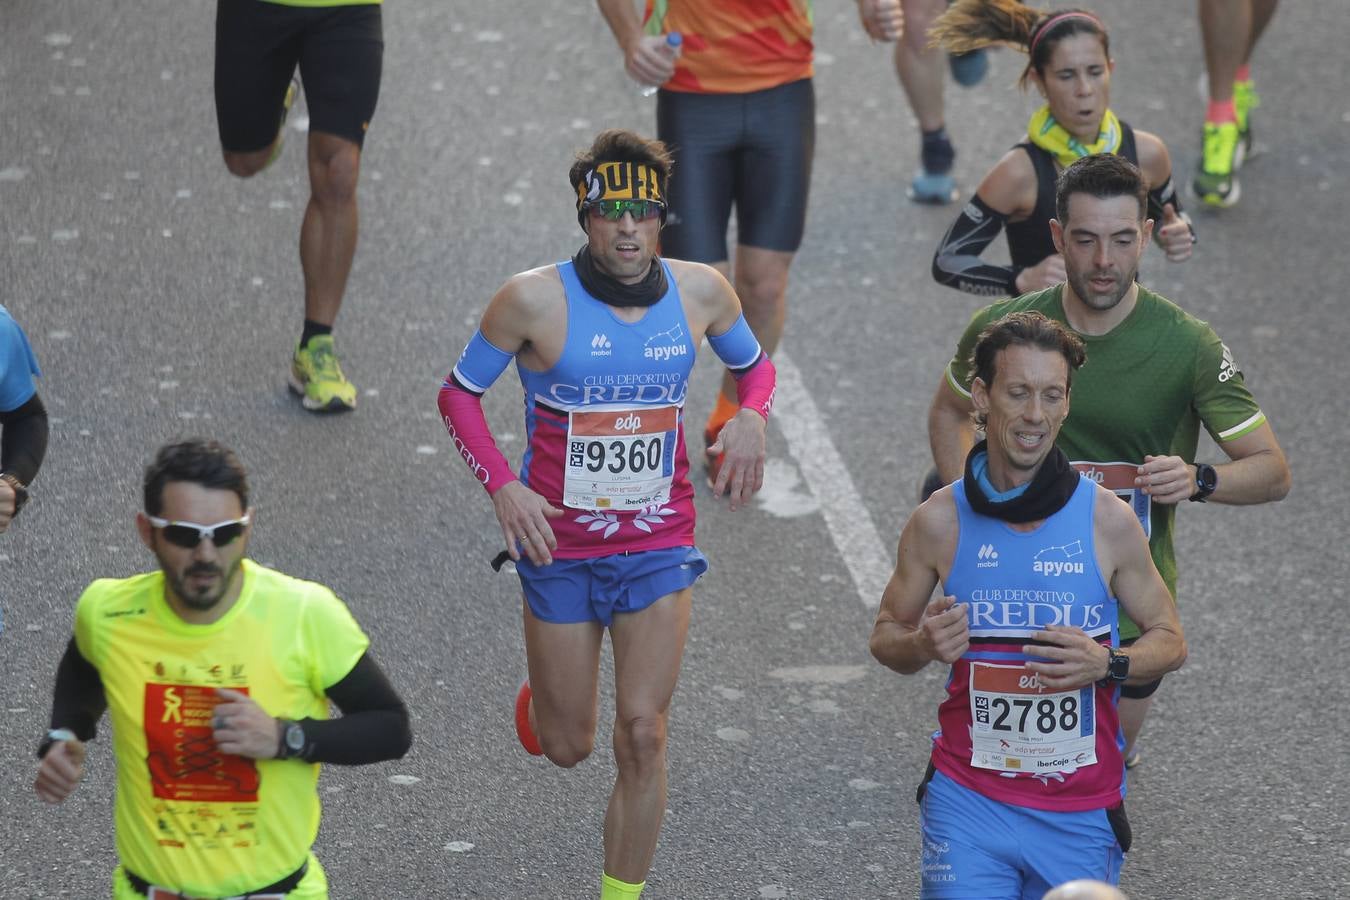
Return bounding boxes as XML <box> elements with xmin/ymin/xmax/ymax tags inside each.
<box><xmin>1</xmin><ymin>1</ymin><xmax>1347</xmax><ymax>898</ymax></box>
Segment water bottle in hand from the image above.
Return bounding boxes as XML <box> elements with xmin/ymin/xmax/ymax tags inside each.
<box><xmin>639</xmin><ymin>32</ymin><xmax>682</xmax><ymax>97</ymax></box>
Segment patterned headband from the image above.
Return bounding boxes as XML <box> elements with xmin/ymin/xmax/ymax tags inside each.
<box><xmin>575</xmin><ymin>161</ymin><xmax>665</xmax><ymax>212</ymax></box>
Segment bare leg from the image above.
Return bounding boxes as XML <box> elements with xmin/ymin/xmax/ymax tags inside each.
<box><xmin>1198</xmin><ymin>0</ymin><xmax>1252</xmax><ymax>103</ymax></box>
<box><xmin>222</xmin><ymin>146</ymin><xmax>276</xmax><ymax>180</ymax></box>
<box><xmin>300</xmin><ymin>131</ymin><xmax>363</xmax><ymax>327</ymax></box>
<box><xmin>602</xmin><ymin>589</ymin><xmax>692</xmax><ymax>883</ymax></box>
<box><xmin>717</xmin><ymin>245</ymin><xmax>793</xmax><ymax>402</ymax></box>
<box><xmin>522</xmin><ymin>601</ymin><xmax>605</xmax><ymax>767</ymax></box>
<box><xmin>1118</xmin><ymin>694</ymin><xmax>1154</xmax><ymax>760</ymax></box>
<box><xmin>894</xmin><ymin>0</ymin><xmax>947</xmax><ymax>132</ymax></box>
<box><xmin>1245</xmin><ymin>0</ymin><xmax>1278</xmax><ymax>62</ymax></box>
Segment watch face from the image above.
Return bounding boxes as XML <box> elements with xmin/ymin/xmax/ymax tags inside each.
<box><xmin>285</xmin><ymin>723</ymin><xmax>304</xmax><ymax>751</ymax></box>
<box><xmin>1110</xmin><ymin>653</ymin><xmax>1130</xmax><ymax>680</ymax></box>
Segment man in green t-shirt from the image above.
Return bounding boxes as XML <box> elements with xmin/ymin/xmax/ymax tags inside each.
<box><xmin>214</xmin><ymin>0</ymin><xmax>383</xmax><ymax>413</ymax></box>
<box><xmin>927</xmin><ymin>154</ymin><xmax>1289</xmax><ymax>766</ymax></box>
<box><xmin>34</xmin><ymin>439</ymin><xmax>411</xmax><ymax>899</ymax></box>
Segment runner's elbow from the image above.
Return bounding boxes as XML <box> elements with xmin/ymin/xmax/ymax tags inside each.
<box><xmin>1269</xmin><ymin>460</ymin><xmax>1292</xmax><ymax>501</ymax></box>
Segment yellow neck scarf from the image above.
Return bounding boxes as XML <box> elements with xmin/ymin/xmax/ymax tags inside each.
<box><xmin>1027</xmin><ymin>106</ymin><xmax>1122</xmax><ymax>168</ymax></box>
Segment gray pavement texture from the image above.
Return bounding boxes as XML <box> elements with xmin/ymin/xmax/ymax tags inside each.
<box><xmin>2</xmin><ymin>0</ymin><xmax>1349</xmax><ymax>898</ymax></box>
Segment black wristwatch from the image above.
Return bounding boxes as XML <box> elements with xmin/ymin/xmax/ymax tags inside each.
<box><xmin>0</xmin><ymin>472</ymin><xmax>29</xmax><ymax>516</ymax></box>
<box><xmin>1098</xmin><ymin>647</ymin><xmax>1130</xmax><ymax>686</ymax></box>
<box><xmin>276</xmin><ymin>719</ymin><xmax>307</xmax><ymax>760</ymax></box>
<box><xmin>1188</xmin><ymin>463</ymin><xmax>1218</xmax><ymax>502</ymax></box>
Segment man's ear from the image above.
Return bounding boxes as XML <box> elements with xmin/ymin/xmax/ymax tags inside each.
<box><xmin>1049</xmin><ymin>218</ymin><xmax>1065</xmax><ymax>256</ymax></box>
<box><xmin>135</xmin><ymin>512</ymin><xmax>155</xmax><ymax>551</ymax></box>
<box><xmin>971</xmin><ymin>376</ymin><xmax>991</xmax><ymax>414</ymax></box>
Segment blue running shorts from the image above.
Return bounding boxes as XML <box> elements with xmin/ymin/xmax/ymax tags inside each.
<box><xmin>919</xmin><ymin>770</ymin><xmax>1124</xmax><ymax>899</ymax></box>
<box><xmin>516</xmin><ymin>546</ymin><xmax>708</xmax><ymax>626</ymax></box>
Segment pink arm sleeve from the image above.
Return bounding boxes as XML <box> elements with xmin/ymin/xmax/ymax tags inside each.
<box><xmin>734</xmin><ymin>355</ymin><xmax>776</xmax><ymax>421</ymax></box>
<box><xmin>437</xmin><ymin>380</ymin><xmax>518</xmax><ymax>496</ymax></box>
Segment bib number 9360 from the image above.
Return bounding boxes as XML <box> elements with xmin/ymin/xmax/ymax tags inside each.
<box><xmin>577</xmin><ymin>436</ymin><xmax>665</xmax><ymax>475</ymax></box>
<box><xmin>564</xmin><ymin>407</ymin><xmax>678</xmax><ymax>511</ymax></box>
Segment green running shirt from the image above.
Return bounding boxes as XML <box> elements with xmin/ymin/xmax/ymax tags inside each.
<box><xmin>944</xmin><ymin>285</ymin><xmax>1266</xmax><ymax>640</ymax></box>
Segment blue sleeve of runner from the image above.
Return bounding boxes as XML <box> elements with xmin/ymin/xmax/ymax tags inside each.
<box><xmin>449</xmin><ymin>329</ymin><xmax>514</xmax><ymax>396</ymax></box>
<box><xmin>0</xmin><ymin>307</ymin><xmax>41</xmax><ymax>412</ymax></box>
<box><xmin>707</xmin><ymin>314</ymin><xmax>763</xmax><ymax>373</ymax></box>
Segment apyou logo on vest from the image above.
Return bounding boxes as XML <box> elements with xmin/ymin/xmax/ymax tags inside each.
<box><xmin>1033</xmin><ymin>540</ymin><xmax>1085</xmax><ymax>576</ymax></box>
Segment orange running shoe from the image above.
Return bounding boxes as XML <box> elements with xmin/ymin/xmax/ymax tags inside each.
<box><xmin>514</xmin><ymin>680</ymin><xmax>543</xmax><ymax>756</ymax></box>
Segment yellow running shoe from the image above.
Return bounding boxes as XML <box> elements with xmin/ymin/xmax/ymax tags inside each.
<box><xmin>1192</xmin><ymin>121</ymin><xmax>1242</xmax><ymax>208</ymax></box>
<box><xmin>288</xmin><ymin>334</ymin><xmax>356</xmax><ymax>413</ymax></box>
<box><xmin>1234</xmin><ymin>79</ymin><xmax>1260</xmax><ymax>161</ymax></box>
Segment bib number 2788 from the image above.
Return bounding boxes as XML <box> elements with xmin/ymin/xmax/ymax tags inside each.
<box><xmin>987</xmin><ymin>695</ymin><xmax>1080</xmax><ymax>735</ymax></box>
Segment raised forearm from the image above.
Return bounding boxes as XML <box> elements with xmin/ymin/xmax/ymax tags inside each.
<box><xmin>1120</xmin><ymin>624</ymin><xmax>1186</xmax><ymax>684</ymax></box>
<box><xmin>1211</xmin><ymin>446</ymin><xmax>1290</xmax><ymax>505</ymax></box>
<box><xmin>869</xmin><ymin>620</ymin><xmax>935</xmax><ymax>675</ymax></box>
<box><xmin>0</xmin><ymin>392</ymin><xmax>48</xmax><ymax>486</ymax></box>
<box><xmin>49</xmin><ymin>637</ymin><xmax>105</xmax><ymax>741</ymax></box>
<box><xmin>300</xmin><ymin>652</ymin><xmax>411</xmax><ymax>765</ymax></box>
<box><xmin>596</xmin><ymin>0</ymin><xmax>642</xmax><ymax>50</ymax></box>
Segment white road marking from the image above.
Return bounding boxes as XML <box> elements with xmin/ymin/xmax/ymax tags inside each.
<box><xmin>754</xmin><ymin>457</ymin><xmax>819</xmax><ymax>518</ymax></box>
<box><xmin>772</xmin><ymin>350</ymin><xmax>891</xmax><ymax>608</ymax></box>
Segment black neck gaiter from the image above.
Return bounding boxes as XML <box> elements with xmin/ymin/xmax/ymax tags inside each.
<box><xmin>962</xmin><ymin>440</ymin><xmax>1080</xmax><ymax>523</ymax></box>
<box><xmin>572</xmin><ymin>245</ymin><xmax>668</xmax><ymax>308</ymax></box>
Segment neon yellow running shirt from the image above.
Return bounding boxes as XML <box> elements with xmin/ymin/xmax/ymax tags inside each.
<box><xmin>74</xmin><ymin>559</ymin><xmax>368</xmax><ymax>897</ymax></box>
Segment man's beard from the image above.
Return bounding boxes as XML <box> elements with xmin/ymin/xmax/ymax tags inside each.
<box><xmin>1067</xmin><ymin>265</ymin><xmax>1136</xmax><ymax>312</ymax></box>
<box><xmin>159</xmin><ymin>554</ymin><xmax>245</xmax><ymax>611</ymax></box>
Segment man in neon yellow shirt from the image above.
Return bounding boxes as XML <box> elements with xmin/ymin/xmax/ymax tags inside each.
<box><xmin>34</xmin><ymin>439</ymin><xmax>411</xmax><ymax>899</ymax></box>
<box><xmin>214</xmin><ymin>0</ymin><xmax>383</xmax><ymax>412</ymax></box>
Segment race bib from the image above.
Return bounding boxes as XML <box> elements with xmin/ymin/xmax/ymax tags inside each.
<box><xmin>1073</xmin><ymin>461</ymin><xmax>1151</xmax><ymax>537</ymax></box>
<box><xmin>564</xmin><ymin>406</ymin><xmax>677</xmax><ymax>511</ymax></box>
<box><xmin>969</xmin><ymin>662</ymin><xmax>1096</xmax><ymax>774</ymax></box>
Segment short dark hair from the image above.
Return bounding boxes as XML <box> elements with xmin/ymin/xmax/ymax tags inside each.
<box><xmin>969</xmin><ymin>311</ymin><xmax>1087</xmax><ymax>422</ymax></box>
<box><xmin>1055</xmin><ymin>153</ymin><xmax>1148</xmax><ymax>224</ymax></box>
<box><xmin>568</xmin><ymin>129</ymin><xmax>673</xmax><ymax>200</ymax></box>
<box><xmin>143</xmin><ymin>439</ymin><xmax>250</xmax><ymax>516</ymax></box>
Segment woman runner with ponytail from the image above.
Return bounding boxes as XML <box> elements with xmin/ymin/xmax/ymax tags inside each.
<box><xmin>929</xmin><ymin>1</ymin><xmax>1195</xmax><ymax>298</ymax></box>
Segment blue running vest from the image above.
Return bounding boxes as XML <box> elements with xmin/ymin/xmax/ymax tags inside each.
<box><xmin>515</xmin><ymin>260</ymin><xmax>698</xmax><ymax>558</ymax></box>
<box><xmin>933</xmin><ymin>475</ymin><xmax>1126</xmax><ymax>812</ymax></box>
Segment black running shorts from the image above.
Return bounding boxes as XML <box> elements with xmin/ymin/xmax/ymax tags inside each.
<box><xmin>655</xmin><ymin>78</ymin><xmax>815</xmax><ymax>263</ymax></box>
<box><xmin>214</xmin><ymin>0</ymin><xmax>383</xmax><ymax>152</ymax></box>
